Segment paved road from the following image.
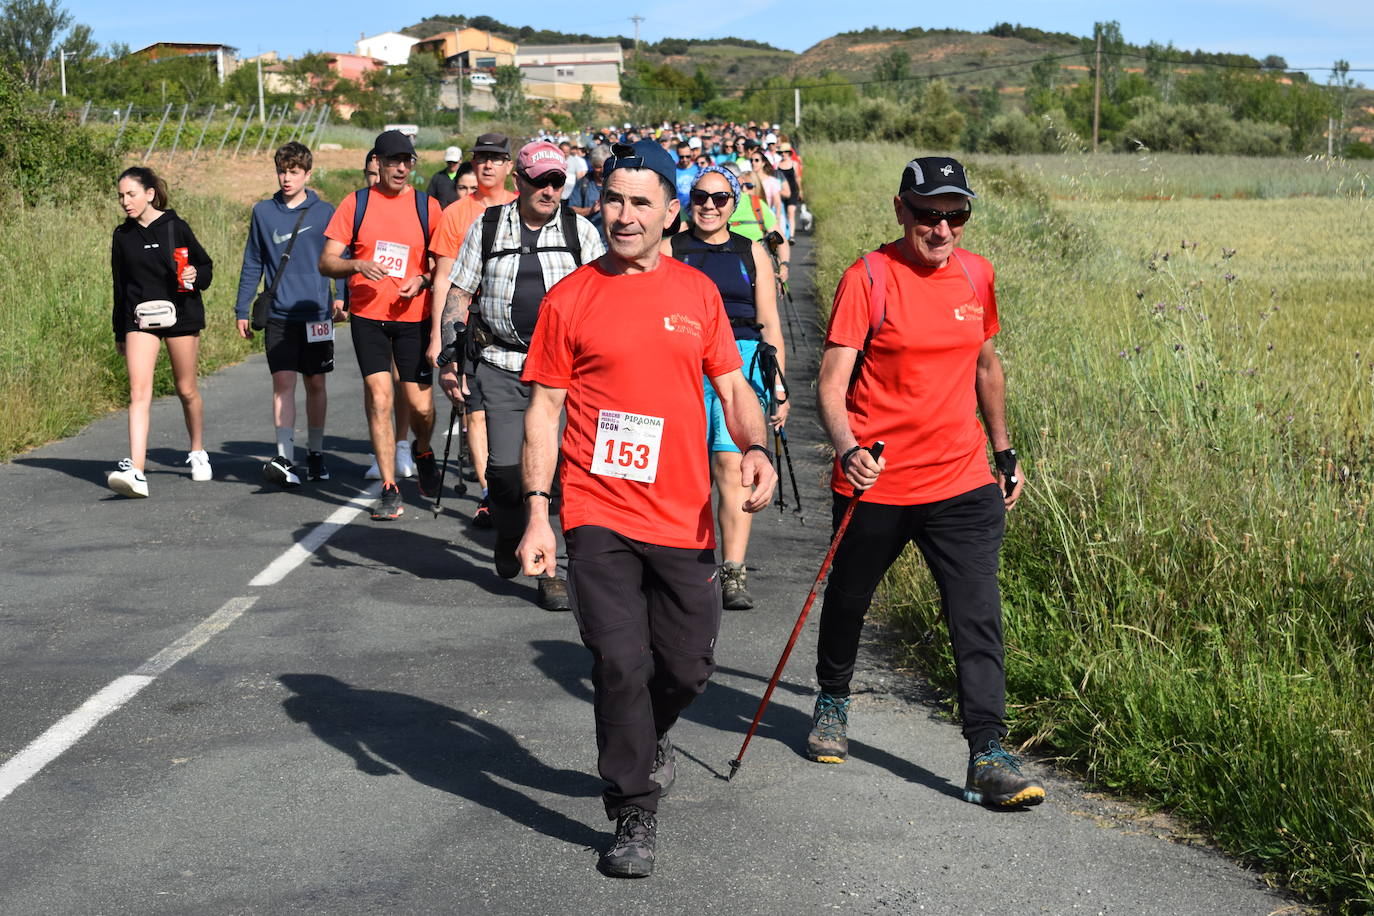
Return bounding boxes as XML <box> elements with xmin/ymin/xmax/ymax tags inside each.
<box><xmin>0</xmin><ymin>238</ymin><xmax>1297</xmax><ymax>915</ymax></box>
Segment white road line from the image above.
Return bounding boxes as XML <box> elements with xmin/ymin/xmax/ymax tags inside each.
<box><xmin>0</xmin><ymin>596</ymin><xmax>258</xmax><ymax>802</ymax></box>
<box><xmin>249</xmin><ymin>484</ymin><xmax>381</xmax><ymax>587</ymax></box>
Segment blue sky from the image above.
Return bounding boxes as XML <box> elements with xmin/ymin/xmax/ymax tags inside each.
<box><xmin>66</xmin><ymin>0</ymin><xmax>1372</xmax><ymax>80</ymax></box>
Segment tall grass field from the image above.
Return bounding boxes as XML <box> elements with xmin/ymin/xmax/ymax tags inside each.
<box><xmin>0</xmin><ymin>192</ymin><xmax>254</xmax><ymax>459</ymax></box>
<box><xmin>806</xmin><ymin>144</ymin><xmax>1373</xmax><ymax>912</ymax></box>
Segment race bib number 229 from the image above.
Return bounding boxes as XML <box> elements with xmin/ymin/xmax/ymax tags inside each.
<box><xmin>591</xmin><ymin>410</ymin><xmax>664</xmax><ymax>484</ymax></box>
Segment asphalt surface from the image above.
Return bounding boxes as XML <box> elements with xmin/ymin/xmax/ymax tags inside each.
<box><xmin>0</xmin><ymin>238</ymin><xmax>1299</xmax><ymax>915</ymax></box>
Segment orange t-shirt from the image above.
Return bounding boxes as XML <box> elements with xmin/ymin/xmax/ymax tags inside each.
<box><xmin>522</xmin><ymin>257</ymin><xmax>742</xmax><ymax>548</ymax></box>
<box><xmin>826</xmin><ymin>243</ymin><xmax>999</xmax><ymax>505</ymax></box>
<box><xmin>431</xmin><ymin>187</ymin><xmax>519</xmax><ymax>260</ymax></box>
<box><xmin>324</xmin><ymin>187</ymin><xmax>442</xmax><ymax>322</ymax></box>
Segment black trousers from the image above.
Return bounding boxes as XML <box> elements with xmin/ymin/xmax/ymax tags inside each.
<box><xmin>565</xmin><ymin>526</ymin><xmax>722</xmax><ymax>817</ymax></box>
<box><xmin>816</xmin><ymin>483</ymin><xmax>1007</xmax><ymax>751</ymax></box>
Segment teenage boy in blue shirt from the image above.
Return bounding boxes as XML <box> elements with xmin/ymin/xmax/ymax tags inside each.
<box><xmin>235</xmin><ymin>141</ymin><xmax>343</xmax><ymax>487</ymax></box>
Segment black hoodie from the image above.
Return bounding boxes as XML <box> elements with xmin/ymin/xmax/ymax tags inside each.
<box><xmin>110</xmin><ymin>209</ymin><xmax>214</xmax><ymax>341</ymax></box>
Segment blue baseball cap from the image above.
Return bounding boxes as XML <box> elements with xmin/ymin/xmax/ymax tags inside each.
<box><xmin>602</xmin><ymin>139</ymin><xmax>676</xmax><ymax>188</ymax></box>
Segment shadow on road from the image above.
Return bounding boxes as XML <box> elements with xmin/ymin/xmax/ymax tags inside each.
<box><xmin>12</xmin><ymin>455</ymin><xmax>116</xmax><ymax>488</ymax></box>
<box><xmin>278</xmin><ymin>673</ymin><xmax>604</xmax><ymax>849</ymax></box>
<box><xmin>528</xmin><ymin>641</ymin><xmax>960</xmax><ymax>799</ymax></box>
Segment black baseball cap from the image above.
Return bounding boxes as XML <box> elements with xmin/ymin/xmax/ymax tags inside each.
<box><xmin>472</xmin><ymin>132</ymin><xmax>511</xmax><ymax>156</ymax></box>
<box><xmin>373</xmin><ymin>129</ymin><xmax>416</xmax><ymax>160</ymax></box>
<box><xmin>899</xmin><ymin>156</ymin><xmax>976</xmax><ymax>198</ymax></box>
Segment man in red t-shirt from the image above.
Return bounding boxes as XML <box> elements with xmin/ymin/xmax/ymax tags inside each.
<box><xmin>518</xmin><ymin>139</ymin><xmax>776</xmax><ymax>879</ymax></box>
<box><xmin>320</xmin><ymin>130</ymin><xmax>444</xmax><ymax>520</ymax></box>
<box><xmin>811</xmin><ymin>156</ymin><xmax>1045</xmax><ymax>810</ymax></box>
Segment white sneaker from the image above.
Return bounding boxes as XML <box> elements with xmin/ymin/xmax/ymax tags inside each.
<box><xmin>186</xmin><ymin>450</ymin><xmax>212</xmax><ymax>482</ymax></box>
<box><xmin>364</xmin><ymin>454</ymin><xmax>381</xmax><ymax>480</ymax></box>
<box><xmin>107</xmin><ymin>459</ymin><xmax>148</xmax><ymax>498</ymax></box>
<box><xmin>395</xmin><ymin>440</ymin><xmax>416</xmax><ymax>478</ymax></box>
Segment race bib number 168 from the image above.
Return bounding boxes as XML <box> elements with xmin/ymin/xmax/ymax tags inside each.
<box><xmin>591</xmin><ymin>410</ymin><xmax>664</xmax><ymax>484</ymax></box>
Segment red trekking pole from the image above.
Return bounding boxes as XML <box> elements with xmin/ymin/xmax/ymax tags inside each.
<box><xmin>727</xmin><ymin>441</ymin><xmax>884</xmax><ymax>780</ymax></box>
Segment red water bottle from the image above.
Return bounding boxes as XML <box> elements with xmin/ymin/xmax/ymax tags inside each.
<box><xmin>174</xmin><ymin>247</ymin><xmax>192</xmax><ymax>290</ymax></box>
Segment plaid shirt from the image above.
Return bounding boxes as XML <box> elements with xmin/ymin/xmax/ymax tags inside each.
<box><xmin>449</xmin><ymin>202</ymin><xmax>606</xmax><ymax>372</ymax></box>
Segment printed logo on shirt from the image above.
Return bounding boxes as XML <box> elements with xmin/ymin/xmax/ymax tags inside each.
<box><xmin>662</xmin><ymin>313</ymin><xmax>703</xmax><ymax>337</ymax></box>
<box><xmin>953</xmin><ymin>300</ymin><xmax>983</xmax><ymax>322</ymax></box>
<box><xmin>273</xmin><ymin>226</ymin><xmax>312</xmax><ymax>244</ymax></box>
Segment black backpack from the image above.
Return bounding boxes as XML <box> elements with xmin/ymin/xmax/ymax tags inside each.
<box><xmin>670</xmin><ymin>230</ymin><xmax>760</xmax><ymax>331</ymax></box>
<box><xmin>348</xmin><ymin>187</ymin><xmax>433</xmax><ymax>255</ymax></box>
<box><xmin>479</xmin><ymin>203</ymin><xmax>583</xmax><ymax>267</ymax></box>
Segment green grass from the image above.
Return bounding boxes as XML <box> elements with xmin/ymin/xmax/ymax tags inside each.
<box><xmin>0</xmin><ymin>193</ymin><xmax>254</xmax><ymax>460</ymax></box>
<box><xmin>806</xmin><ymin>142</ymin><xmax>1374</xmax><ymax>913</ymax></box>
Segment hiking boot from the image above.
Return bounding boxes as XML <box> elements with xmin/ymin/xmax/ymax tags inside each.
<box><xmin>306</xmin><ymin>451</ymin><xmax>330</xmax><ymax>481</ymax></box>
<box><xmin>414</xmin><ymin>441</ymin><xmax>441</xmax><ymax>499</ymax></box>
<box><xmin>806</xmin><ymin>692</ymin><xmax>852</xmax><ymax>764</ymax></box>
<box><xmin>262</xmin><ymin>455</ymin><xmax>302</xmax><ymax>489</ymax></box>
<box><xmin>395</xmin><ymin>440</ymin><xmax>416</xmax><ymax>478</ymax></box>
<box><xmin>107</xmin><ymin>459</ymin><xmax>148</xmax><ymax>498</ymax></box>
<box><xmin>537</xmin><ymin>576</ymin><xmax>571</xmax><ymax>611</ymax></box>
<box><xmin>186</xmin><ymin>449</ymin><xmax>213</xmax><ymax>482</ymax></box>
<box><xmin>472</xmin><ymin>495</ymin><xmax>493</xmax><ymax>528</ymax></box>
<box><xmin>650</xmin><ymin>733</ymin><xmax>676</xmax><ymax>798</ymax></box>
<box><xmin>364</xmin><ymin>454</ymin><xmax>381</xmax><ymax>480</ymax></box>
<box><xmin>600</xmin><ymin>805</ymin><xmax>656</xmax><ymax>878</ymax></box>
<box><xmin>370</xmin><ymin>482</ymin><xmax>404</xmax><ymax>521</ymax></box>
<box><xmin>720</xmin><ymin>561</ymin><xmax>754</xmax><ymax>610</ymax></box>
<box><xmin>964</xmin><ymin>739</ymin><xmax>1046</xmax><ymax>808</ymax></box>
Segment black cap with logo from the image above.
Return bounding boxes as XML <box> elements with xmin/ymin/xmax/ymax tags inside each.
<box><xmin>899</xmin><ymin>156</ymin><xmax>977</xmax><ymax>198</ymax></box>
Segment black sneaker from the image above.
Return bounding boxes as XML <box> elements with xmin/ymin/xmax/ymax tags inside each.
<box><xmin>472</xmin><ymin>495</ymin><xmax>493</xmax><ymax>528</ymax></box>
<box><xmin>537</xmin><ymin>576</ymin><xmax>571</xmax><ymax>611</ymax></box>
<box><xmin>495</xmin><ymin>533</ymin><xmax>522</xmax><ymax>579</ymax></box>
<box><xmin>650</xmin><ymin>733</ymin><xmax>676</xmax><ymax>797</ymax></box>
<box><xmin>720</xmin><ymin>561</ymin><xmax>754</xmax><ymax>610</ymax></box>
<box><xmin>964</xmin><ymin>739</ymin><xmax>1046</xmax><ymax>808</ymax></box>
<box><xmin>262</xmin><ymin>455</ymin><xmax>302</xmax><ymax>489</ymax></box>
<box><xmin>306</xmin><ymin>451</ymin><xmax>330</xmax><ymax>481</ymax></box>
<box><xmin>806</xmin><ymin>692</ymin><xmax>851</xmax><ymax>764</ymax></box>
<box><xmin>599</xmin><ymin>805</ymin><xmax>656</xmax><ymax>878</ymax></box>
<box><xmin>413</xmin><ymin>441</ymin><xmax>441</xmax><ymax>499</ymax></box>
<box><xmin>371</xmin><ymin>482</ymin><xmax>404</xmax><ymax>521</ymax></box>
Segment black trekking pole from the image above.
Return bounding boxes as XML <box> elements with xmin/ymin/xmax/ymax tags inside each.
<box><xmin>778</xmin><ymin>426</ymin><xmax>805</xmax><ymax>525</ymax></box>
<box><xmin>432</xmin><ymin>400</ymin><xmax>464</xmax><ymax>517</ymax></box>
<box><xmin>772</xmin><ymin>428</ymin><xmax>787</xmax><ymax>513</ymax></box>
<box><xmin>728</xmin><ymin>441</ymin><xmax>885</xmax><ymax>780</ymax></box>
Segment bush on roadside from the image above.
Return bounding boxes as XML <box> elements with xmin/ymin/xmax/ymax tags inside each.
<box><xmin>0</xmin><ymin>66</ymin><xmax>118</xmax><ymax>207</ymax></box>
<box><xmin>1119</xmin><ymin>98</ymin><xmax>1289</xmax><ymax>156</ymax></box>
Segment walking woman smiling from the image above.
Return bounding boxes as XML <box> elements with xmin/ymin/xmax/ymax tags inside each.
<box><xmin>107</xmin><ymin>166</ymin><xmax>214</xmax><ymax>497</ymax></box>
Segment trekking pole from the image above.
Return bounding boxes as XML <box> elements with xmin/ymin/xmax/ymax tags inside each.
<box><xmin>432</xmin><ymin>400</ymin><xmax>461</xmax><ymax>517</ymax></box>
<box><xmin>728</xmin><ymin>441</ymin><xmax>884</xmax><ymax>781</ymax></box>
<box><xmin>778</xmin><ymin>426</ymin><xmax>805</xmax><ymax>525</ymax></box>
<box><xmin>772</xmin><ymin>428</ymin><xmax>787</xmax><ymax>513</ymax></box>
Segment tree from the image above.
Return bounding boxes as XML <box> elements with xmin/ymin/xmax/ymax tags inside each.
<box><xmin>570</xmin><ymin>83</ymin><xmax>599</xmax><ymax>129</ymax></box>
<box><xmin>1328</xmin><ymin>59</ymin><xmax>1354</xmax><ymax>154</ymax></box>
<box><xmin>868</xmin><ymin>49</ymin><xmax>915</xmax><ymax>102</ymax></box>
<box><xmin>913</xmin><ymin>79</ymin><xmax>964</xmax><ymax>149</ymax></box>
<box><xmin>404</xmin><ymin>52</ymin><xmax>441</xmax><ymax>124</ymax></box>
<box><xmin>1260</xmin><ymin>54</ymin><xmax>1288</xmax><ymax>72</ymax></box>
<box><xmin>0</xmin><ymin>0</ymin><xmax>71</xmax><ymax>89</ymax></box>
<box><xmin>492</xmin><ymin>64</ymin><xmax>525</xmax><ymax>118</ymax></box>
<box><xmin>1082</xmin><ymin>20</ymin><xmax>1125</xmax><ymax>97</ymax></box>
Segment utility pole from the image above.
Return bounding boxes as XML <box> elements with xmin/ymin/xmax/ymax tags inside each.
<box><xmin>458</xmin><ymin>64</ymin><xmax>465</xmax><ymax>134</ymax></box>
<box><xmin>1091</xmin><ymin>30</ymin><xmax>1102</xmax><ymax>153</ymax></box>
<box><xmin>794</xmin><ymin>87</ymin><xmax>800</xmax><ymax>127</ymax></box>
<box><xmin>59</xmin><ymin>49</ymin><xmax>66</xmax><ymax>97</ymax></box>
<box><xmin>630</xmin><ymin>15</ymin><xmax>644</xmax><ymax>53</ymax></box>
<box><xmin>257</xmin><ymin>57</ymin><xmax>266</xmax><ymax>124</ymax></box>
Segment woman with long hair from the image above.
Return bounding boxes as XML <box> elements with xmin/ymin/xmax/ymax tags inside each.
<box><xmin>662</xmin><ymin>165</ymin><xmax>789</xmax><ymax>609</ymax></box>
<box><xmin>107</xmin><ymin>166</ymin><xmax>214</xmax><ymax>497</ymax></box>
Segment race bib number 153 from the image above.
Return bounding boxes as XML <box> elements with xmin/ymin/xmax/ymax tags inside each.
<box><xmin>591</xmin><ymin>410</ymin><xmax>664</xmax><ymax>484</ymax></box>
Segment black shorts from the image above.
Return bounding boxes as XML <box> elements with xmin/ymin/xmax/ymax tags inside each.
<box><xmin>350</xmin><ymin>315</ymin><xmax>433</xmax><ymax>385</ymax></box>
<box><xmin>265</xmin><ymin>318</ymin><xmax>335</xmax><ymax>375</ymax></box>
<box><xmin>463</xmin><ymin>368</ymin><xmax>485</xmax><ymax>412</ymax></box>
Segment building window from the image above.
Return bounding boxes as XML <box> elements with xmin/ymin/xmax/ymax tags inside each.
<box><xmin>476</xmin><ymin>57</ymin><xmax>495</xmax><ymax>69</ymax></box>
<box><xmin>555</xmin><ymin>66</ymin><xmax>575</xmax><ymax>78</ymax></box>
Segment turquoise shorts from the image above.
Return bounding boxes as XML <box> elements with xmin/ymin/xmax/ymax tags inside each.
<box><xmin>705</xmin><ymin>338</ymin><xmax>769</xmax><ymax>454</ymax></box>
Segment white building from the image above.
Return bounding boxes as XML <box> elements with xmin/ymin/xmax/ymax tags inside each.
<box><xmin>355</xmin><ymin>31</ymin><xmax>419</xmax><ymax>66</ymax></box>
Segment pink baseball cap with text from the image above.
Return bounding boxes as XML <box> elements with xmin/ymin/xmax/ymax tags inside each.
<box><xmin>517</xmin><ymin>141</ymin><xmax>567</xmax><ymax>179</ymax></box>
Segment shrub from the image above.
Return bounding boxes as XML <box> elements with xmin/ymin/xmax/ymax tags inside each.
<box><xmin>0</xmin><ymin>66</ymin><xmax>117</xmax><ymax>206</ymax></box>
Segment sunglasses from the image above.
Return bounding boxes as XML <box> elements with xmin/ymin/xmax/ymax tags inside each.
<box><xmin>689</xmin><ymin>189</ymin><xmax>734</xmax><ymax>208</ymax></box>
<box><xmin>521</xmin><ymin>170</ymin><xmax>566</xmax><ymax>190</ymax></box>
<box><xmin>903</xmin><ymin>198</ymin><xmax>972</xmax><ymax>227</ymax></box>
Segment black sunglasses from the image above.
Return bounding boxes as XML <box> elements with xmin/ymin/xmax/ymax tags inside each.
<box><xmin>520</xmin><ymin>170</ymin><xmax>566</xmax><ymax>190</ymax></box>
<box><xmin>903</xmin><ymin>198</ymin><xmax>972</xmax><ymax>227</ymax></box>
<box><xmin>689</xmin><ymin>189</ymin><xmax>734</xmax><ymax>208</ymax></box>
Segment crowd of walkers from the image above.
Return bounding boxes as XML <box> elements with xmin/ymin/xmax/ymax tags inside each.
<box><xmin>104</xmin><ymin>119</ymin><xmax>1042</xmax><ymax>878</ymax></box>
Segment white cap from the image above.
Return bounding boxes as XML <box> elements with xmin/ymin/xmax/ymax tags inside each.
<box><xmin>687</xmin><ymin>136</ymin><xmax>702</xmax><ymax>149</ymax></box>
<box><xmin>444</xmin><ymin>146</ymin><xmax>462</xmax><ymax>162</ymax></box>
<box><xmin>764</xmin><ymin>132</ymin><xmax>778</xmax><ymax>145</ymax></box>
